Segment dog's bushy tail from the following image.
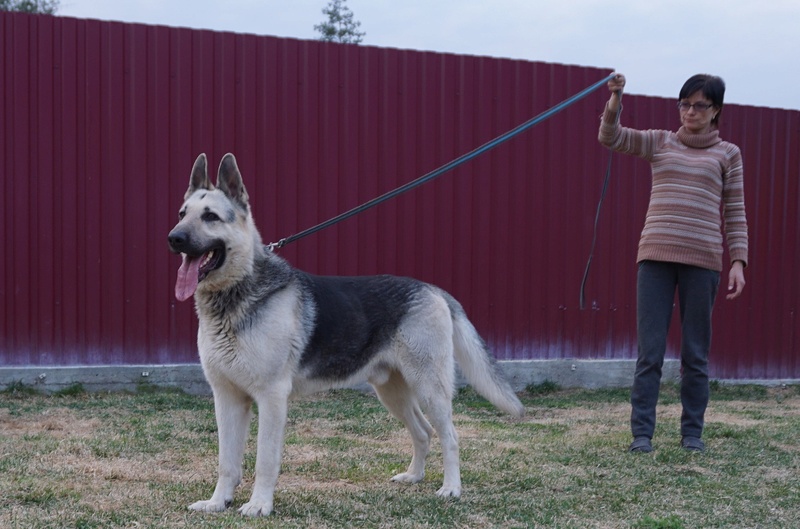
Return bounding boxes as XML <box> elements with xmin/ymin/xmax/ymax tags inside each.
<box><xmin>445</xmin><ymin>294</ymin><xmax>525</xmax><ymax>418</ymax></box>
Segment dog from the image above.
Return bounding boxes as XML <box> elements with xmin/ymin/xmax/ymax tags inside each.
<box><xmin>167</xmin><ymin>153</ymin><xmax>525</xmax><ymax>517</ymax></box>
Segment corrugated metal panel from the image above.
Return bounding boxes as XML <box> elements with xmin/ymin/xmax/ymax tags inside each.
<box><xmin>1</xmin><ymin>12</ymin><xmax>798</xmax><ymax>378</ymax></box>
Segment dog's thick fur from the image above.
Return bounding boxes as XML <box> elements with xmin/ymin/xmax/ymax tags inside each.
<box><xmin>168</xmin><ymin>153</ymin><xmax>524</xmax><ymax>517</ymax></box>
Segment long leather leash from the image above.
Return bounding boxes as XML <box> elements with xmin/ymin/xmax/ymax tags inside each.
<box><xmin>267</xmin><ymin>73</ymin><xmax>618</xmax><ymax>252</ymax></box>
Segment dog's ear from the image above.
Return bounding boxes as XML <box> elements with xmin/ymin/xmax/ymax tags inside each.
<box><xmin>185</xmin><ymin>153</ymin><xmax>214</xmax><ymax>200</ymax></box>
<box><xmin>217</xmin><ymin>153</ymin><xmax>250</xmax><ymax>210</ymax></box>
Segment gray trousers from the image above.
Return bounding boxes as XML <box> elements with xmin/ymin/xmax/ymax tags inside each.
<box><xmin>631</xmin><ymin>260</ymin><xmax>720</xmax><ymax>440</ymax></box>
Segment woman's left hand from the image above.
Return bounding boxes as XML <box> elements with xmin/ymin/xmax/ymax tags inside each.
<box><xmin>727</xmin><ymin>261</ymin><xmax>746</xmax><ymax>300</ymax></box>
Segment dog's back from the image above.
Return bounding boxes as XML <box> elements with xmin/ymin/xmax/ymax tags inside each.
<box><xmin>296</xmin><ymin>273</ymin><xmax>422</xmax><ymax>380</ymax></box>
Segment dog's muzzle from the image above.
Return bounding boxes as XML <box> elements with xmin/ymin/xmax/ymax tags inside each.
<box><xmin>168</xmin><ymin>230</ymin><xmax>226</xmax><ymax>301</ymax></box>
<box><xmin>168</xmin><ymin>230</ymin><xmax>192</xmax><ymax>254</ymax></box>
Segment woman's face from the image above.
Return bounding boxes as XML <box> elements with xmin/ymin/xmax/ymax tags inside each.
<box><xmin>679</xmin><ymin>91</ymin><xmax>718</xmax><ymax>134</ymax></box>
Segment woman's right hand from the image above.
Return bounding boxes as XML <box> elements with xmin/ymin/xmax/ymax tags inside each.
<box><xmin>606</xmin><ymin>73</ymin><xmax>625</xmax><ymax>113</ymax></box>
<box><xmin>608</xmin><ymin>73</ymin><xmax>626</xmax><ymax>94</ymax></box>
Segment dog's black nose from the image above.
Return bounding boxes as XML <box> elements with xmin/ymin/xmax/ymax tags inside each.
<box><xmin>168</xmin><ymin>231</ymin><xmax>189</xmax><ymax>253</ymax></box>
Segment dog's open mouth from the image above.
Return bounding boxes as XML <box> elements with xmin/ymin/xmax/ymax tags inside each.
<box><xmin>174</xmin><ymin>247</ymin><xmax>226</xmax><ymax>301</ymax></box>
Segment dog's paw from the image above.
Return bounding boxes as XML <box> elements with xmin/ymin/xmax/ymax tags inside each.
<box><xmin>390</xmin><ymin>471</ymin><xmax>424</xmax><ymax>484</ymax></box>
<box><xmin>238</xmin><ymin>500</ymin><xmax>273</xmax><ymax>517</ymax></box>
<box><xmin>435</xmin><ymin>484</ymin><xmax>461</xmax><ymax>498</ymax></box>
<box><xmin>188</xmin><ymin>498</ymin><xmax>231</xmax><ymax>513</ymax></box>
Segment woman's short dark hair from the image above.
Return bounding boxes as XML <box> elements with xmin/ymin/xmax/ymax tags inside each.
<box><xmin>679</xmin><ymin>74</ymin><xmax>725</xmax><ymax>126</ymax></box>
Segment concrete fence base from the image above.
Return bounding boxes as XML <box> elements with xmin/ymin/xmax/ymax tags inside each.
<box><xmin>0</xmin><ymin>364</ymin><xmax>212</xmax><ymax>395</ymax></box>
<box><xmin>0</xmin><ymin>359</ymin><xmax>759</xmax><ymax>396</ymax></box>
<box><xmin>1</xmin><ymin>360</ymin><xmax>796</xmax><ymax>395</ymax></box>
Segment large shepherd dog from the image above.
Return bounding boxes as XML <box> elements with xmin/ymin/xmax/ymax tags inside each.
<box><xmin>168</xmin><ymin>153</ymin><xmax>524</xmax><ymax>516</ymax></box>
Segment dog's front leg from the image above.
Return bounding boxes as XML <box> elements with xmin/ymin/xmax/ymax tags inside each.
<box><xmin>189</xmin><ymin>385</ymin><xmax>253</xmax><ymax>513</ymax></box>
<box><xmin>238</xmin><ymin>385</ymin><xmax>290</xmax><ymax>517</ymax></box>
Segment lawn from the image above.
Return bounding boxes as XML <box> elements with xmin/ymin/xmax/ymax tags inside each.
<box><xmin>1</xmin><ymin>381</ymin><xmax>798</xmax><ymax>528</ymax></box>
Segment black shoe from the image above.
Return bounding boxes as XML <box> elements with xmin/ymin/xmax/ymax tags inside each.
<box><xmin>629</xmin><ymin>436</ymin><xmax>653</xmax><ymax>453</ymax></box>
<box><xmin>681</xmin><ymin>437</ymin><xmax>705</xmax><ymax>452</ymax></box>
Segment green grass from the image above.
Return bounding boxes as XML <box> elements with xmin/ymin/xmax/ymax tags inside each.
<box><xmin>1</xmin><ymin>383</ymin><xmax>798</xmax><ymax>528</ymax></box>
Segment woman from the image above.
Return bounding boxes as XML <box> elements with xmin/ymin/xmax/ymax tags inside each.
<box><xmin>598</xmin><ymin>73</ymin><xmax>748</xmax><ymax>453</ymax></box>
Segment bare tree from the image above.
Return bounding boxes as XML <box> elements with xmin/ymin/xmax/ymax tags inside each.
<box><xmin>314</xmin><ymin>0</ymin><xmax>365</xmax><ymax>44</ymax></box>
<box><xmin>0</xmin><ymin>0</ymin><xmax>60</xmax><ymax>13</ymax></box>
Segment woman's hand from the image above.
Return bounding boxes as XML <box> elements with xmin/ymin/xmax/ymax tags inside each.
<box><xmin>727</xmin><ymin>260</ymin><xmax>746</xmax><ymax>300</ymax></box>
<box><xmin>607</xmin><ymin>73</ymin><xmax>625</xmax><ymax>112</ymax></box>
<box><xmin>608</xmin><ymin>73</ymin><xmax>625</xmax><ymax>94</ymax></box>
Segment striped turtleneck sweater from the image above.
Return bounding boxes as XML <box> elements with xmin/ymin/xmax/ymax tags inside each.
<box><xmin>598</xmin><ymin>104</ymin><xmax>748</xmax><ymax>272</ymax></box>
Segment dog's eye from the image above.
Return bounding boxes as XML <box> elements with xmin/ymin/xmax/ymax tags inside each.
<box><xmin>178</xmin><ymin>210</ymin><xmax>186</xmax><ymax>220</ymax></box>
<box><xmin>202</xmin><ymin>211</ymin><xmax>221</xmax><ymax>222</ymax></box>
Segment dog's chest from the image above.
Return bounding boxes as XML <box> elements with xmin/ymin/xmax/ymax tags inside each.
<box><xmin>195</xmin><ymin>293</ymin><xmax>300</xmax><ymax>377</ymax></box>
<box><xmin>196</xmin><ymin>314</ymin><xmax>240</xmax><ymax>364</ymax></box>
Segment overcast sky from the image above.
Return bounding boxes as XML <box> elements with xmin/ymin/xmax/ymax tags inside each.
<box><xmin>58</xmin><ymin>0</ymin><xmax>799</xmax><ymax>110</ymax></box>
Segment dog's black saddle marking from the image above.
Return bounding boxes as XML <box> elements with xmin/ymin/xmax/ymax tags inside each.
<box><xmin>298</xmin><ymin>274</ymin><xmax>423</xmax><ymax>380</ymax></box>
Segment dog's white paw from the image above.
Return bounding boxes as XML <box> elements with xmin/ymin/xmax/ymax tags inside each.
<box><xmin>435</xmin><ymin>485</ymin><xmax>461</xmax><ymax>498</ymax></box>
<box><xmin>238</xmin><ymin>500</ymin><xmax>274</xmax><ymax>517</ymax></box>
<box><xmin>390</xmin><ymin>471</ymin><xmax>424</xmax><ymax>484</ymax></box>
<box><xmin>188</xmin><ymin>499</ymin><xmax>230</xmax><ymax>513</ymax></box>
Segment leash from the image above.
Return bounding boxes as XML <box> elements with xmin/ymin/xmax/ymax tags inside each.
<box><xmin>579</xmin><ymin>91</ymin><xmax>621</xmax><ymax>310</ymax></box>
<box><xmin>267</xmin><ymin>72</ymin><xmax>618</xmax><ymax>251</ymax></box>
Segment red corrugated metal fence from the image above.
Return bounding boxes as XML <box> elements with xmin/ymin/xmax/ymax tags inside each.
<box><xmin>1</xmin><ymin>12</ymin><xmax>798</xmax><ymax>379</ymax></box>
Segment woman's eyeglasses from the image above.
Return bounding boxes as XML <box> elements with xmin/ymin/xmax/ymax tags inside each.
<box><xmin>677</xmin><ymin>101</ymin><xmax>714</xmax><ymax>112</ymax></box>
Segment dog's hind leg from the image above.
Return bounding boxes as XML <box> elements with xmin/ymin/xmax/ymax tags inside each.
<box><xmin>413</xmin><ymin>382</ymin><xmax>461</xmax><ymax>498</ymax></box>
<box><xmin>373</xmin><ymin>370</ymin><xmax>434</xmax><ymax>485</ymax></box>
<box><xmin>398</xmin><ymin>295</ymin><xmax>462</xmax><ymax>497</ymax></box>
<box><xmin>189</xmin><ymin>382</ymin><xmax>253</xmax><ymax>513</ymax></box>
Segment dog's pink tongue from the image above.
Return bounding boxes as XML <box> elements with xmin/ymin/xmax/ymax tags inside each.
<box><xmin>175</xmin><ymin>254</ymin><xmax>201</xmax><ymax>301</ymax></box>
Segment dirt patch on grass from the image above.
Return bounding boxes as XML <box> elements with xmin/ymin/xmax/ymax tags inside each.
<box><xmin>0</xmin><ymin>408</ymin><xmax>101</xmax><ymax>440</ymax></box>
<box><xmin>525</xmin><ymin>403</ymin><xmax>629</xmax><ymax>422</ymax></box>
<box><xmin>284</xmin><ymin>443</ymin><xmax>331</xmax><ymax>466</ymax></box>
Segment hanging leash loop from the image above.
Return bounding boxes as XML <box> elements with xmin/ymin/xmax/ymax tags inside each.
<box><xmin>268</xmin><ymin>72</ymin><xmax>618</xmax><ymax>251</ymax></box>
<box><xmin>579</xmin><ymin>89</ymin><xmax>622</xmax><ymax>310</ymax></box>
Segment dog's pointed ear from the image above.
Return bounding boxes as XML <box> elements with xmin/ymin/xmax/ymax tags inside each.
<box><xmin>185</xmin><ymin>153</ymin><xmax>214</xmax><ymax>200</ymax></box>
<box><xmin>217</xmin><ymin>153</ymin><xmax>250</xmax><ymax>209</ymax></box>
